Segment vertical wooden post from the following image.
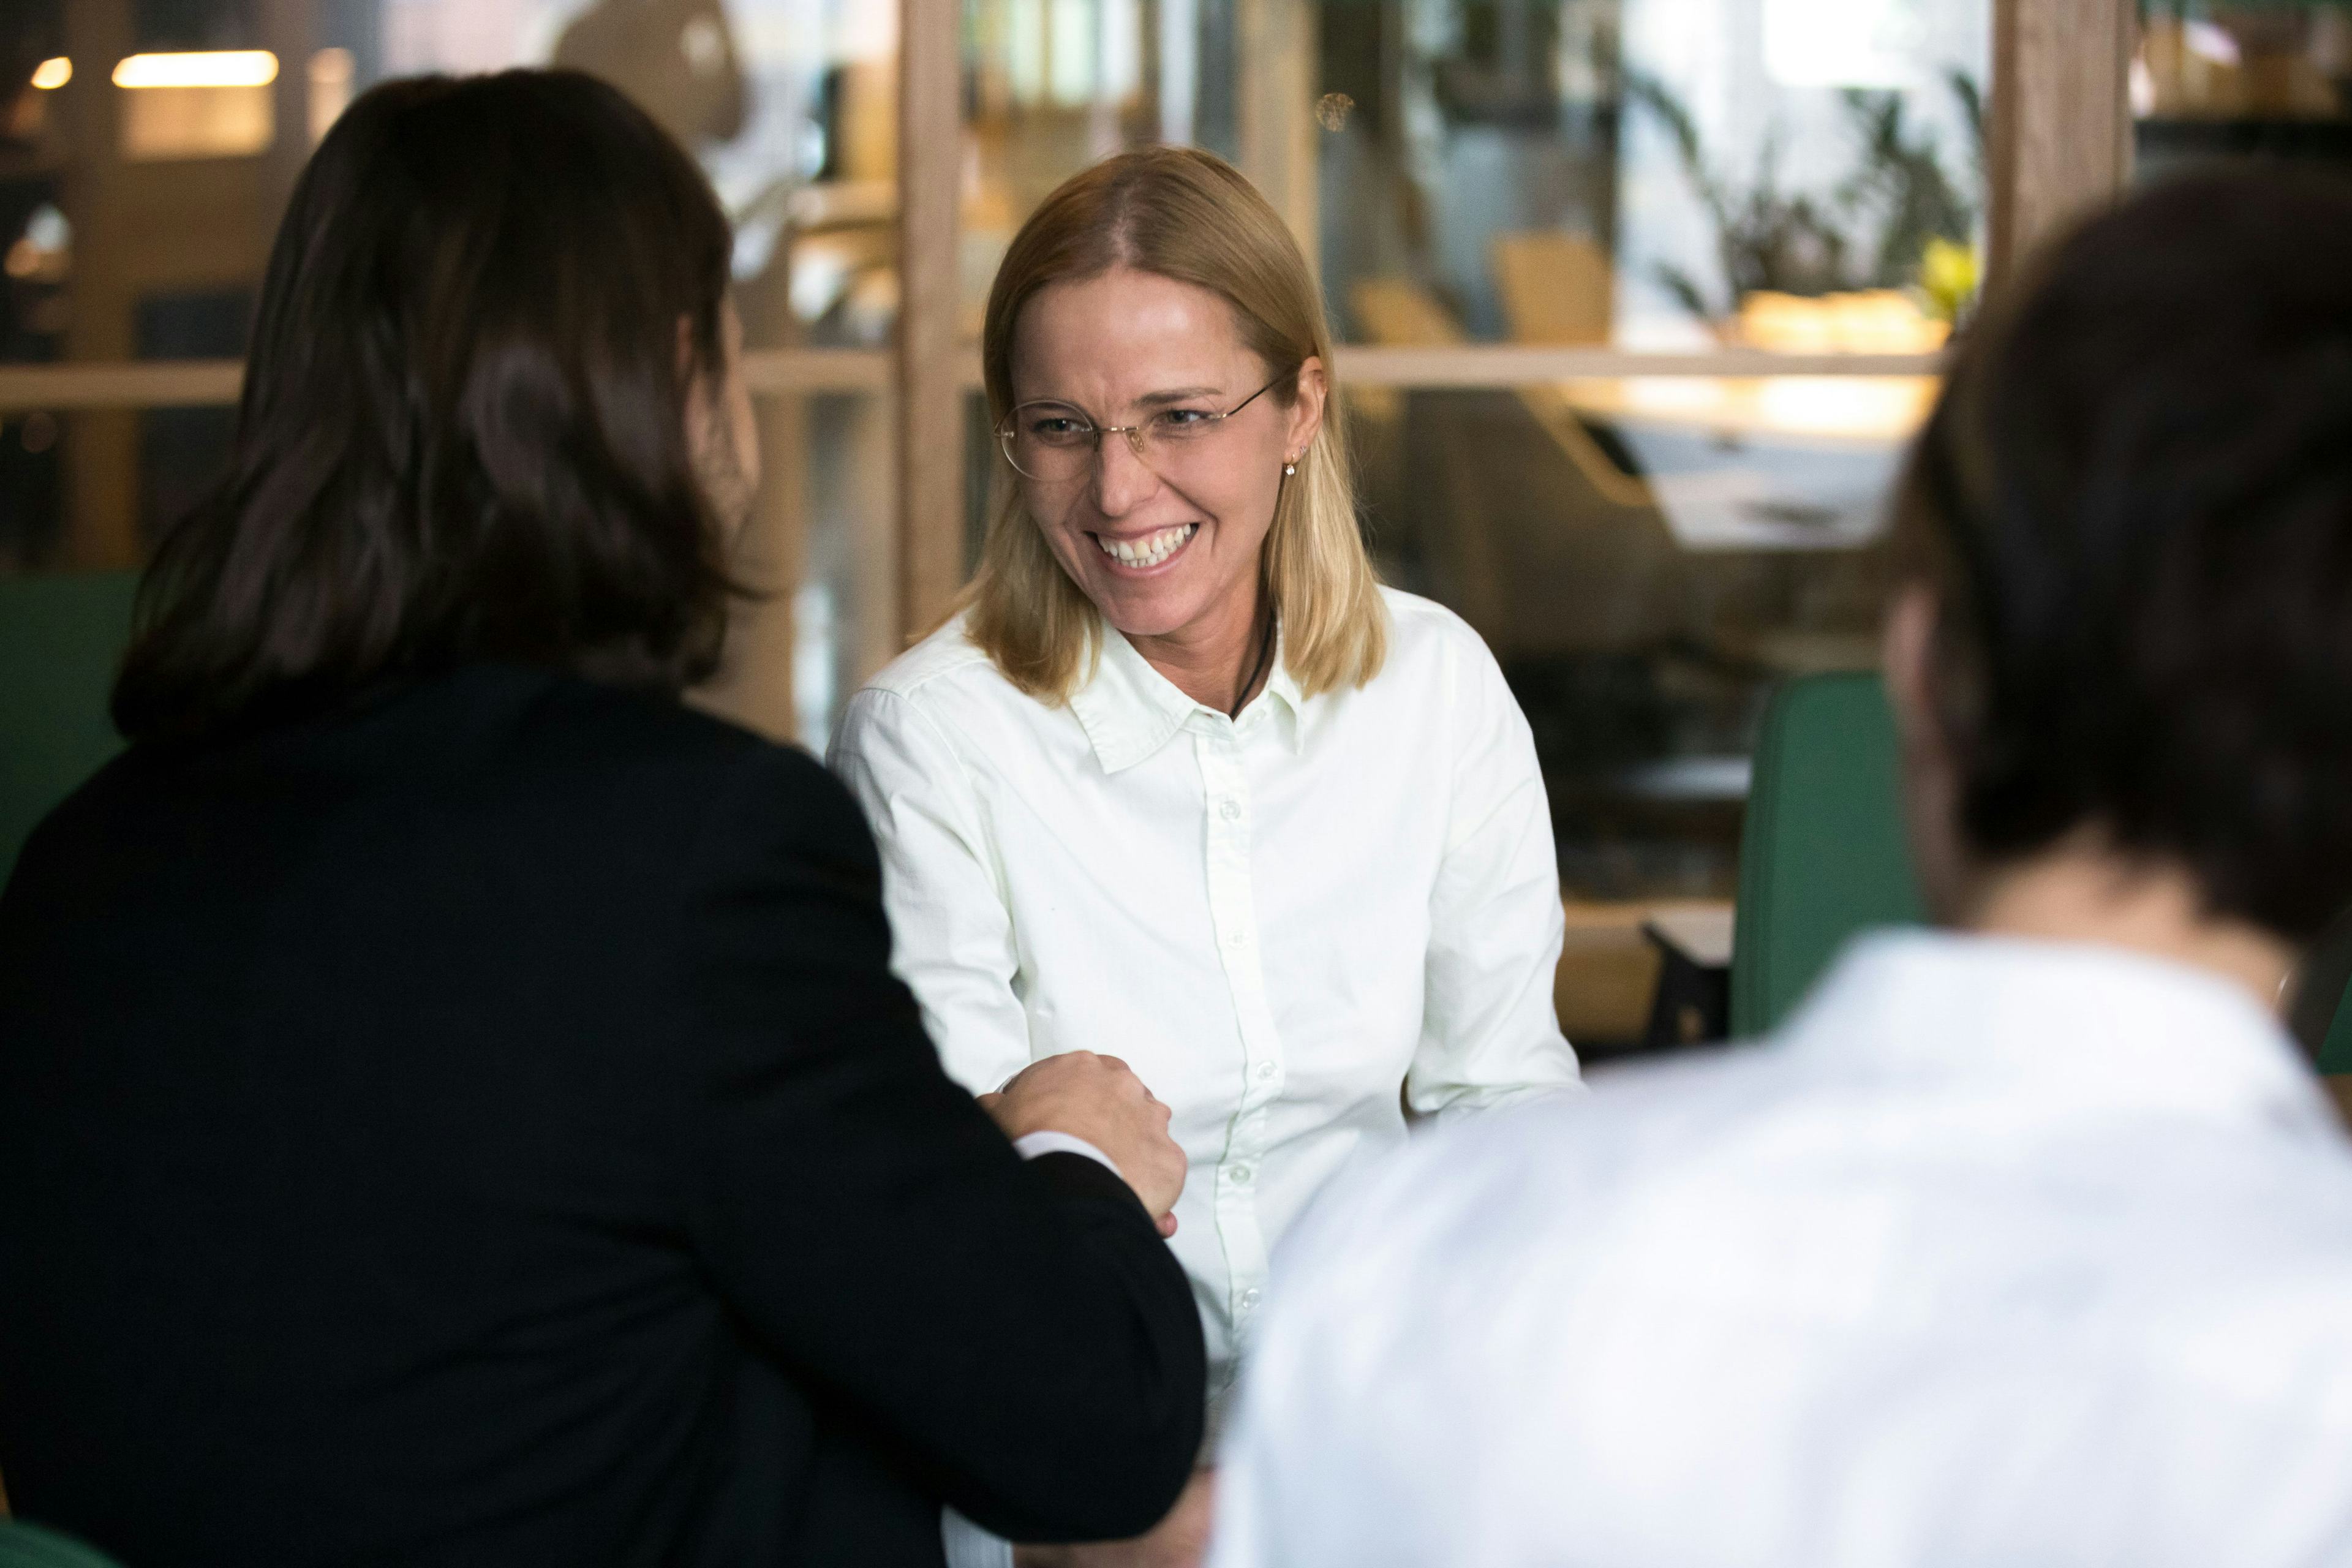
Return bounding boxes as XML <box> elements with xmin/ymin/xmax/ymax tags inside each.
<box><xmin>59</xmin><ymin>0</ymin><xmax>141</xmax><ymax>570</ymax></box>
<box><xmin>1988</xmin><ymin>0</ymin><xmax>2135</xmax><ymax>290</ymax></box>
<box><xmin>896</xmin><ymin>0</ymin><xmax>966</xmax><ymax>643</ymax></box>
<box><xmin>1237</xmin><ymin>0</ymin><xmax>1319</xmax><ymax>267</ymax></box>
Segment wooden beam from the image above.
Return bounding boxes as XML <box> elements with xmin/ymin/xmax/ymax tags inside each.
<box><xmin>895</xmin><ymin>0</ymin><xmax>967</xmax><ymax>643</ymax></box>
<box><xmin>1329</xmin><ymin>347</ymin><xmax>1947</xmax><ymax>386</ymax></box>
<box><xmin>742</xmin><ymin>349</ymin><xmax>893</xmax><ymax>394</ymax></box>
<box><xmin>58</xmin><ymin>0</ymin><xmax>140</xmax><ymax>570</ymax></box>
<box><xmin>937</xmin><ymin>346</ymin><xmax>1946</xmax><ymax>390</ymax></box>
<box><xmin>1</xmin><ymin>345</ymin><xmax>1952</xmax><ymax>418</ymax></box>
<box><xmin>0</xmin><ymin>352</ymin><xmax>895</xmax><ymax>412</ymax></box>
<box><xmin>0</xmin><ymin>363</ymin><xmax>244</xmax><ymax>412</ymax></box>
<box><xmin>1988</xmin><ymin>0</ymin><xmax>2135</xmax><ymax>289</ymax></box>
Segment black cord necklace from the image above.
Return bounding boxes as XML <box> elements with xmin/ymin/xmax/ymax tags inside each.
<box><xmin>1228</xmin><ymin>604</ymin><xmax>1277</xmax><ymax>721</ymax></box>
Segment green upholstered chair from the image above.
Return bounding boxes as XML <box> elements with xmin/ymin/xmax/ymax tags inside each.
<box><xmin>0</xmin><ymin>1520</ymin><xmax>127</xmax><ymax>1568</ymax></box>
<box><xmin>0</xmin><ymin>571</ymin><xmax>140</xmax><ymax>884</ymax></box>
<box><xmin>1731</xmin><ymin>671</ymin><xmax>2352</xmax><ymax>1073</ymax></box>
<box><xmin>1730</xmin><ymin>671</ymin><xmax>1928</xmax><ymax>1038</ymax></box>
<box><xmin>2318</xmin><ymin>999</ymin><xmax>2352</xmax><ymax>1076</ymax></box>
<box><xmin>2297</xmin><ymin>910</ymin><xmax>2352</xmax><ymax>1073</ymax></box>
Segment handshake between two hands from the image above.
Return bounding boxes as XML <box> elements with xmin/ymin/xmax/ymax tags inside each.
<box><xmin>980</xmin><ymin>1053</ymin><xmax>1188</xmax><ymax>1238</ymax></box>
<box><xmin>978</xmin><ymin>1055</ymin><xmax>1216</xmax><ymax>1568</ymax></box>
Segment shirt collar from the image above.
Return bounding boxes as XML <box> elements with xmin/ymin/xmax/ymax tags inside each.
<box><xmin>1779</xmin><ymin>929</ymin><xmax>2337</xmax><ymax>1142</ymax></box>
<box><xmin>1066</xmin><ymin>619</ymin><xmax>1305</xmax><ymax>774</ymax></box>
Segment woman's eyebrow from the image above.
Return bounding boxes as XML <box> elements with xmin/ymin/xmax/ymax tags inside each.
<box><xmin>1135</xmin><ymin>386</ymin><xmax>1224</xmax><ymax>407</ymax></box>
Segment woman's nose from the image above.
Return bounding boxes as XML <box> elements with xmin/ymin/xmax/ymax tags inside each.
<box><xmin>1091</xmin><ymin>429</ymin><xmax>1161</xmax><ymax>516</ymax></box>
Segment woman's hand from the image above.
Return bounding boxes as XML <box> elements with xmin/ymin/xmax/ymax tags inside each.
<box><xmin>981</xmin><ymin>1052</ymin><xmax>1186</xmax><ymax>1236</ymax></box>
<box><xmin>1013</xmin><ymin>1468</ymin><xmax>1217</xmax><ymax>1568</ymax></box>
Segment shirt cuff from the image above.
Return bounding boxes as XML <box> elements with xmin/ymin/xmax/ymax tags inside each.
<box><xmin>942</xmin><ymin>1507</ymin><xmax>1016</xmax><ymax>1568</ymax></box>
<box><xmin>1012</xmin><ymin>1129</ymin><xmax>1123</xmax><ymax>1181</ymax></box>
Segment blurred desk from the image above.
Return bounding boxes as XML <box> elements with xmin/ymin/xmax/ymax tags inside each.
<box><xmin>1558</xmin><ymin>898</ymin><xmax>1736</xmax><ymax>1056</ymax></box>
<box><xmin>1539</xmin><ymin>375</ymin><xmax>1940</xmax><ymax>552</ymax></box>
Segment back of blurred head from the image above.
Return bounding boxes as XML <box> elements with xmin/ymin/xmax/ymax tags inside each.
<box><xmin>1891</xmin><ymin>168</ymin><xmax>2352</xmax><ymax>954</ymax></box>
<box><xmin>114</xmin><ymin>69</ymin><xmax>747</xmax><ymax>741</ymax></box>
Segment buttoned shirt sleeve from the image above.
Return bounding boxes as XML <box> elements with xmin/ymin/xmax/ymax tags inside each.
<box><xmin>831</xmin><ymin>688</ymin><xmax>1035</xmax><ymax>1096</ymax></box>
<box><xmin>1404</xmin><ymin>631</ymin><xmax>1581</xmax><ymax>1121</ymax></box>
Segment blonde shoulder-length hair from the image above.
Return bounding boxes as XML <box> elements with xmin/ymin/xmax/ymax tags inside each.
<box><xmin>962</xmin><ymin>145</ymin><xmax>1386</xmax><ymax>703</ymax></box>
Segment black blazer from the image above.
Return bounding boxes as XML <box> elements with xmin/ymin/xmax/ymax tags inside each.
<box><xmin>0</xmin><ymin>664</ymin><xmax>1203</xmax><ymax>1567</ymax></box>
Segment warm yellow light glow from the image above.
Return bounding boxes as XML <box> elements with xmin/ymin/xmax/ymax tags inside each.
<box><xmin>31</xmin><ymin>56</ymin><xmax>72</xmax><ymax>90</ymax></box>
<box><xmin>308</xmin><ymin>47</ymin><xmax>353</xmax><ymax>143</ymax></box>
<box><xmin>113</xmin><ymin>51</ymin><xmax>280</xmax><ymax>90</ymax></box>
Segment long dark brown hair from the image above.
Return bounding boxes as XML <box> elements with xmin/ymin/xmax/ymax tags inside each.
<box><xmin>113</xmin><ymin>70</ymin><xmax>737</xmax><ymax>739</ymax></box>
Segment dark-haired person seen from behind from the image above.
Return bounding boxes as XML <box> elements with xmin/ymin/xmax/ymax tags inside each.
<box><xmin>0</xmin><ymin>72</ymin><xmax>1202</xmax><ymax>1567</ymax></box>
<box><xmin>1215</xmin><ymin>169</ymin><xmax>2352</xmax><ymax>1568</ymax></box>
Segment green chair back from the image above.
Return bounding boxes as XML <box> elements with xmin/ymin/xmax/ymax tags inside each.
<box><xmin>1730</xmin><ymin>671</ymin><xmax>2352</xmax><ymax>1069</ymax></box>
<box><xmin>2315</xmin><ymin>962</ymin><xmax>2352</xmax><ymax>1075</ymax></box>
<box><xmin>0</xmin><ymin>1521</ymin><xmax>127</xmax><ymax>1568</ymax></box>
<box><xmin>1730</xmin><ymin>672</ymin><xmax>1928</xmax><ymax>1038</ymax></box>
<box><xmin>0</xmin><ymin>571</ymin><xmax>140</xmax><ymax>884</ymax></box>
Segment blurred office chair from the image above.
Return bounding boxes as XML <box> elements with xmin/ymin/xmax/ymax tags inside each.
<box><xmin>2294</xmin><ymin>907</ymin><xmax>2352</xmax><ymax>1073</ymax></box>
<box><xmin>0</xmin><ymin>571</ymin><xmax>138</xmax><ymax>884</ymax></box>
<box><xmin>0</xmin><ymin>1520</ymin><xmax>126</xmax><ymax>1568</ymax></box>
<box><xmin>1346</xmin><ymin>274</ymin><xmax>1675</xmax><ymax>650</ymax></box>
<box><xmin>1730</xmin><ymin>671</ymin><xmax>1926</xmax><ymax>1036</ymax></box>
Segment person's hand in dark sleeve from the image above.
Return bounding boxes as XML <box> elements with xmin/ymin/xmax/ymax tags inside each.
<box><xmin>677</xmin><ymin>744</ymin><xmax>1205</xmax><ymax>1544</ymax></box>
<box><xmin>981</xmin><ymin>1052</ymin><xmax>1187</xmax><ymax>1238</ymax></box>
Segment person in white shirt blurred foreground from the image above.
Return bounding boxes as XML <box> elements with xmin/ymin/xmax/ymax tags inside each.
<box><xmin>1212</xmin><ymin>167</ymin><xmax>2352</xmax><ymax>1568</ymax></box>
<box><xmin>830</xmin><ymin>146</ymin><xmax>1581</xmax><ymax>1568</ymax></box>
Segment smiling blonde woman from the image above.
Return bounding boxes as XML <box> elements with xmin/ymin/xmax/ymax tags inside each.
<box><xmin>829</xmin><ymin>146</ymin><xmax>1582</xmax><ymax>1567</ymax></box>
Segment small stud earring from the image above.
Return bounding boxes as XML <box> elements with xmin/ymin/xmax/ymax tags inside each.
<box><xmin>1283</xmin><ymin>458</ymin><xmax>1297</xmax><ymax>476</ymax></box>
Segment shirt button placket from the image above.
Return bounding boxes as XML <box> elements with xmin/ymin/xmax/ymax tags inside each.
<box><xmin>1196</xmin><ymin>721</ymin><xmax>1280</xmax><ymax>1337</ymax></box>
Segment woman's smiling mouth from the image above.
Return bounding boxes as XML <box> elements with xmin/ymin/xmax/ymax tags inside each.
<box><xmin>1093</xmin><ymin>522</ymin><xmax>1198</xmax><ymax>571</ymax></box>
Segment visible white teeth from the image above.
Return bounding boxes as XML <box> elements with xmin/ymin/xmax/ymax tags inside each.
<box><xmin>1097</xmin><ymin>523</ymin><xmax>1197</xmax><ymax>568</ymax></box>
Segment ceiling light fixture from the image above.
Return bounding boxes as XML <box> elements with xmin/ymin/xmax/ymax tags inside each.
<box><xmin>112</xmin><ymin>51</ymin><xmax>281</xmax><ymax>90</ymax></box>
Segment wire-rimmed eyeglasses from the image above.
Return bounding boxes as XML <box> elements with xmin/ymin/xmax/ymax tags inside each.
<box><xmin>997</xmin><ymin>374</ymin><xmax>1287</xmax><ymax>483</ymax></box>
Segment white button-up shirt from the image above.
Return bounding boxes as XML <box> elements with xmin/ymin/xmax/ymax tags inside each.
<box><xmin>1213</xmin><ymin>930</ymin><xmax>2352</xmax><ymax>1568</ymax></box>
<box><xmin>831</xmin><ymin>587</ymin><xmax>1581</xmax><ymax>1418</ymax></box>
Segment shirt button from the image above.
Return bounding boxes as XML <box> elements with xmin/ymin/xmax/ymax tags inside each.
<box><xmin>1226</xmin><ymin>929</ymin><xmax>1246</xmax><ymax>948</ymax></box>
<box><xmin>1219</xmin><ymin>799</ymin><xmax>1241</xmax><ymax>821</ymax></box>
<box><xmin>1255</xmin><ymin>1061</ymin><xmax>1278</xmax><ymax>1081</ymax></box>
<box><xmin>1240</xmin><ymin>1288</ymin><xmax>1262</xmax><ymax>1310</ymax></box>
<box><xmin>1229</xmin><ymin>1164</ymin><xmax>1254</xmax><ymax>1185</ymax></box>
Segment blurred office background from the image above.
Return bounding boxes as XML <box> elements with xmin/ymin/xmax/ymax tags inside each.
<box><xmin>3</xmin><ymin>0</ymin><xmax>2341</xmax><ymax>1049</ymax></box>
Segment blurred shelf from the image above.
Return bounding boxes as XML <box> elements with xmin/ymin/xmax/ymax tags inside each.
<box><xmin>1332</xmin><ymin>345</ymin><xmax>1948</xmax><ymax>388</ymax></box>
<box><xmin>0</xmin><ymin>337</ymin><xmax>1951</xmax><ymax>415</ymax></box>
<box><xmin>2136</xmin><ymin>116</ymin><xmax>2352</xmax><ymax>168</ymax></box>
<box><xmin>0</xmin><ymin>361</ymin><xmax>243</xmax><ymax>411</ymax></box>
<box><xmin>0</xmin><ymin>350</ymin><xmax>898</xmax><ymax>411</ymax></box>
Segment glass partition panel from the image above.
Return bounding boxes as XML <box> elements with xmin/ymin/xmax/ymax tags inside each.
<box><xmin>1364</xmin><ymin>373</ymin><xmax>1912</xmax><ymax>900</ymax></box>
<box><xmin>701</xmin><ymin>390</ymin><xmax>897</xmax><ymax>749</ymax></box>
<box><xmin>959</xmin><ymin>0</ymin><xmax>1990</xmax><ymax>347</ymax></box>
<box><xmin>957</xmin><ymin>364</ymin><xmax>1924</xmax><ymax>1046</ymax></box>
<box><xmin>0</xmin><ymin>0</ymin><xmax>897</xmax><ymax>570</ymax></box>
<box><xmin>956</xmin><ymin>1</ymin><xmax>1983</xmax><ymax>1049</ymax></box>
